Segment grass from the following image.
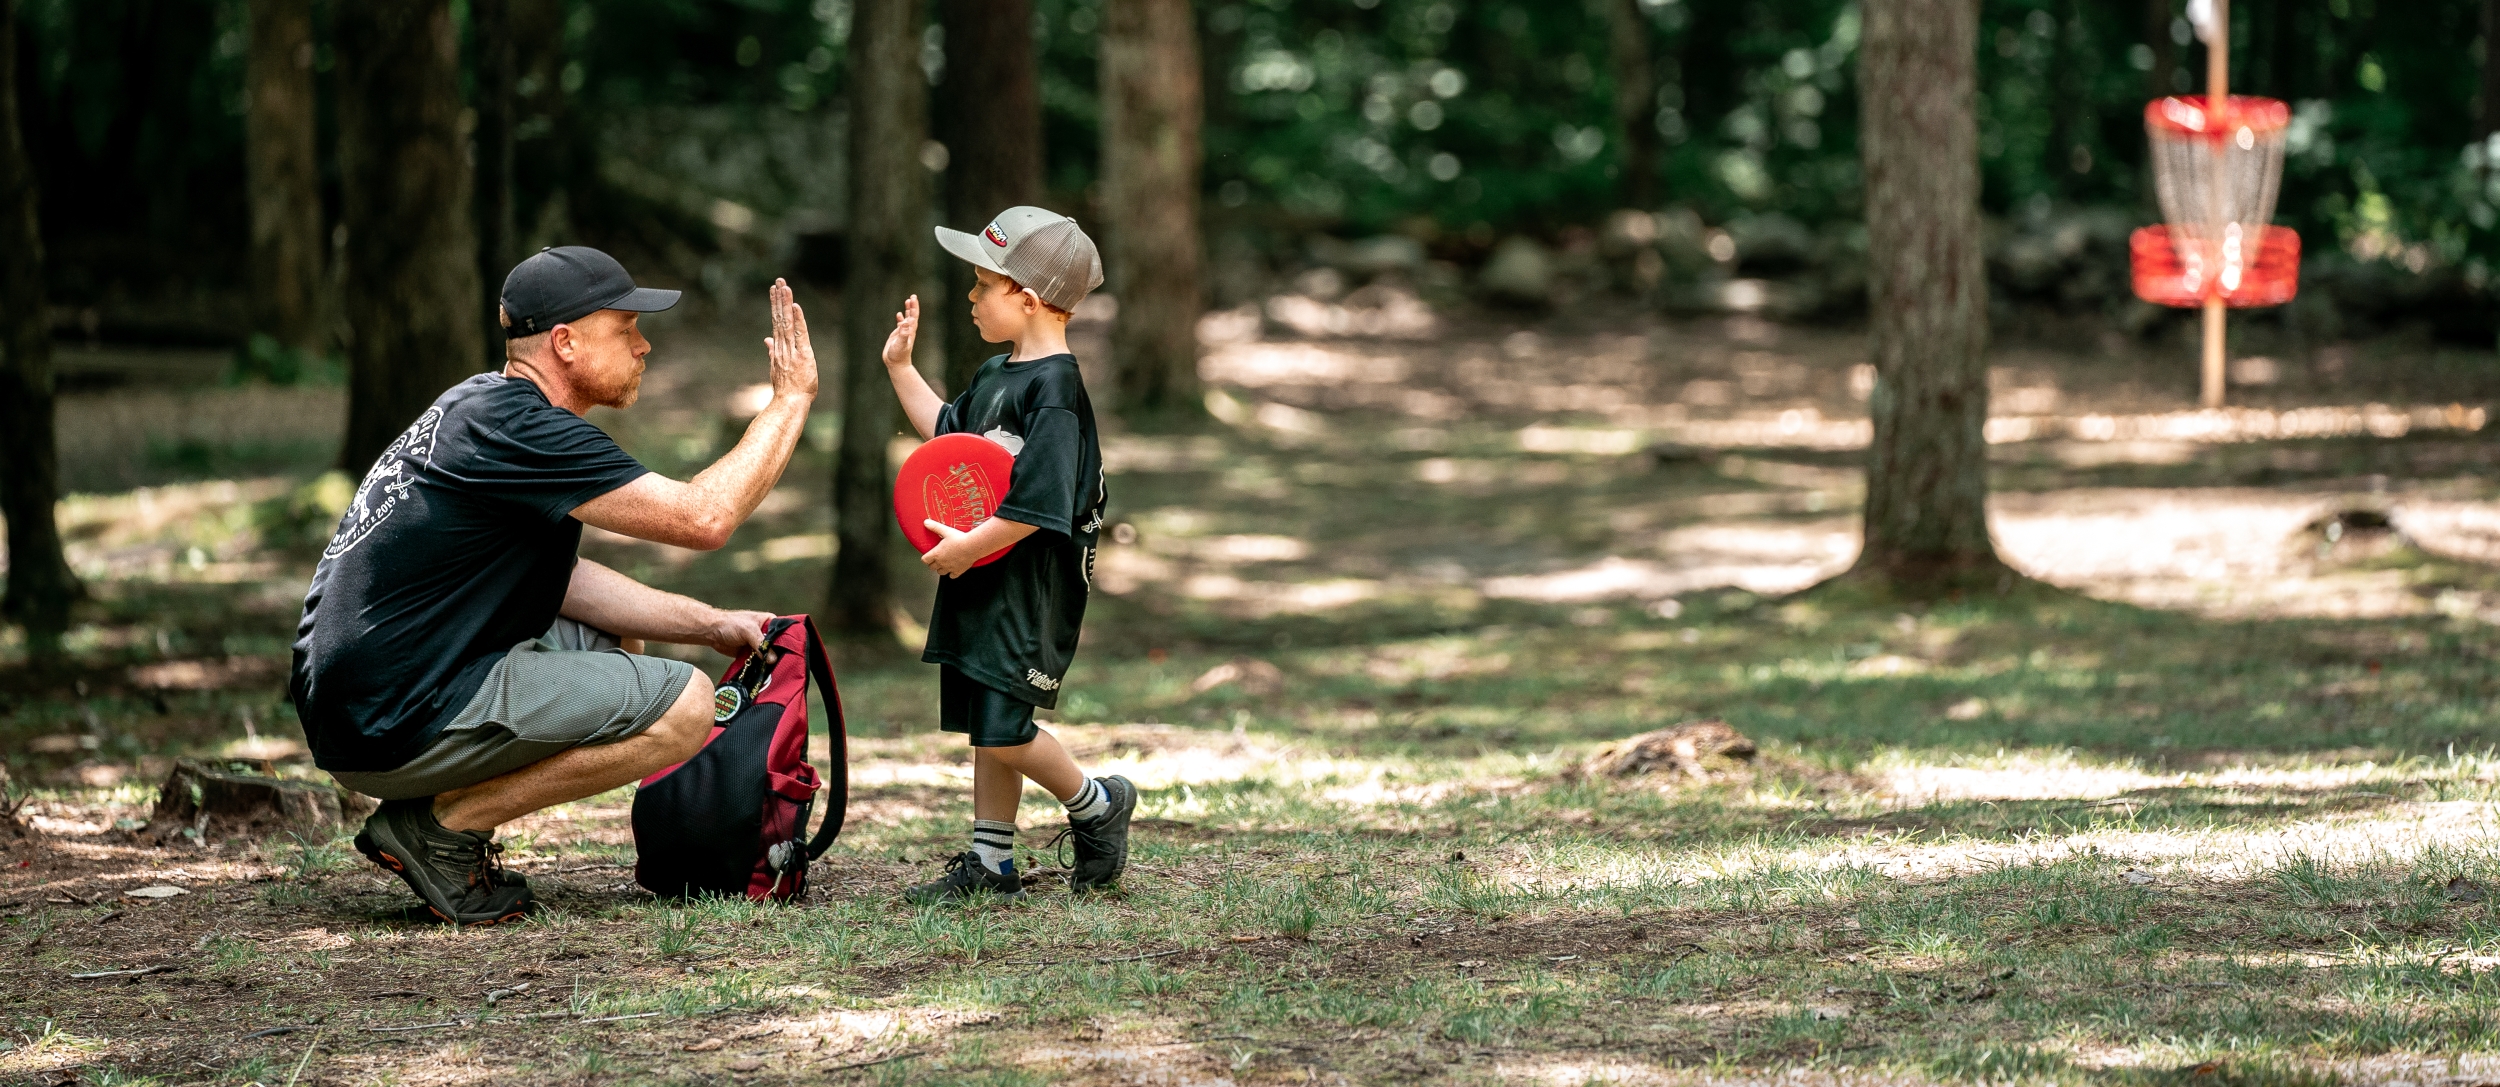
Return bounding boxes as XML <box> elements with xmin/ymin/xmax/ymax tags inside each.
<box><xmin>7</xmin><ymin>313</ymin><xmax>2500</xmax><ymax>1083</ymax></box>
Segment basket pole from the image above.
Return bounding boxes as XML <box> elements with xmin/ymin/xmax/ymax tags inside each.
<box><xmin>2200</xmin><ymin>0</ymin><xmax>2230</xmax><ymax>409</ymax></box>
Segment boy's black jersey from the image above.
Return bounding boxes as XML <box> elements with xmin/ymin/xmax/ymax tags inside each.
<box><xmin>921</xmin><ymin>352</ymin><xmax>1105</xmax><ymax>707</ymax></box>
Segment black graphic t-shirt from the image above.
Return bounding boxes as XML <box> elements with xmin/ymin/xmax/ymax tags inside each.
<box><xmin>922</xmin><ymin>353</ymin><xmax>1106</xmax><ymax>707</ymax></box>
<box><xmin>290</xmin><ymin>373</ymin><xmax>650</xmax><ymax>772</ymax></box>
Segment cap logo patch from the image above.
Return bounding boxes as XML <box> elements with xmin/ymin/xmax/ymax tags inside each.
<box><xmin>983</xmin><ymin>224</ymin><xmax>1010</xmax><ymax>247</ymax></box>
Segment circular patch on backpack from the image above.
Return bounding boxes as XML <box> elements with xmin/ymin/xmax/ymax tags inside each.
<box><xmin>712</xmin><ymin>684</ymin><xmax>744</xmax><ymax>722</ymax></box>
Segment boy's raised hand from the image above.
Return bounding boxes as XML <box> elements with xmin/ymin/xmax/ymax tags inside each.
<box><xmin>764</xmin><ymin>278</ymin><xmax>818</xmax><ymax>400</ymax></box>
<box><xmin>880</xmin><ymin>295</ymin><xmax>920</xmax><ymax>369</ymax></box>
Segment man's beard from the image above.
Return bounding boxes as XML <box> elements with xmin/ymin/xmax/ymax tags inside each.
<box><xmin>594</xmin><ymin>368</ymin><xmax>643</xmax><ymax>409</ymax></box>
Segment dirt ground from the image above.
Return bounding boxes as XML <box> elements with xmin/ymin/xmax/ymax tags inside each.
<box><xmin>6</xmin><ymin>291</ymin><xmax>2500</xmax><ymax>1086</ymax></box>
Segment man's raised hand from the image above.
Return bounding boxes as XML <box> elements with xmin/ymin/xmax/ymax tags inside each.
<box><xmin>881</xmin><ymin>295</ymin><xmax>920</xmax><ymax>370</ymax></box>
<box><xmin>764</xmin><ymin>279</ymin><xmax>819</xmax><ymax>400</ymax></box>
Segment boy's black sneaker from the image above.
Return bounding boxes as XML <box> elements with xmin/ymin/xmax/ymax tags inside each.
<box><xmin>904</xmin><ymin>852</ymin><xmax>1027</xmax><ymax>906</ymax></box>
<box><xmin>1065</xmin><ymin>775</ymin><xmax>1137</xmax><ymax>895</ymax></box>
<box><xmin>353</xmin><ymin>798</ymin><xmax>535</xmax><ymax>927</ymax></box>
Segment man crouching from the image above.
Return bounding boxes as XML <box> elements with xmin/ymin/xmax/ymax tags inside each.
<box><xmin>291</xmin><ymin>247</ymin><xmax>816</xmax><ymax>925</ymax></box>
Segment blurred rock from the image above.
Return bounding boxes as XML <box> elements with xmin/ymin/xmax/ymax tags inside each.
<box><xmin>1645</xmin><ymin>440</ymin><xmax>1712</xmax><ymax>467</ymax></box>
<box><xmin>1601</xmin><ymin>209</ymin><xmax>1660</xmax><ymax>254</ymax></box>
<box><xmin>1314</xmin><ymin>234</ymin><xmax>1426</xmax><ymax>277</ymax></box>
<box><xmin>1725</xmin><ymin>213</ymin><xmax>1816</xmax><ymax>274</ymax></box>
<box><xmin>1191</xmin><ymin>657</ymin><xmax>1285</xmax><ymax>697</ymax></box>
<box><xmin>1651</xmin><ymin>208</ymin><xmax>1716</xmax><ymax>275</ymax></box>
<box><xmin>1263</xmin><ymin>282</ymin><xmax>1438</xmax><ymax>339</ymax></box>
<box><xmin>1477</xmin><ymin>236</ymin><xmax>1556</xmax><ymax>305</ymax></box>
<box><xmin>1582</xmin><ymin>719</ymin><xmax>1757</xmax><ymax>780</ymax></box>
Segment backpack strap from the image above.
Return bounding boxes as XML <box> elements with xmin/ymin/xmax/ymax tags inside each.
<box><xmin>796</xmin><ymin>616</ymin><xmax>849</xmax><ymax>860</ymax></box>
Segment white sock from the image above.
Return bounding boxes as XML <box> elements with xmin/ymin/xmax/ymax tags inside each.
<box><xmin>1062</xmin><ymin>778</ymin><xmax>1109</xmax><ymax>823</ymax></box>
<box><xmin>971</xmin><ymin>819</ymin><xmax>1017</xmax><ymax>874</ymax></box>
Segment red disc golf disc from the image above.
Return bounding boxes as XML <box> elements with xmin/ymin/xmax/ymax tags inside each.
<box><xmin>894</xmin><ymin>432</ymin><xmax>1016</xmax><ymax>567</ymax></box>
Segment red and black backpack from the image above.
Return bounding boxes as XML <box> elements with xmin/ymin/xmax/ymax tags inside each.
<box><xmin>632</xmin><ymin>616</ymin><xmax>847</xmax><ymax>901</ymax></box>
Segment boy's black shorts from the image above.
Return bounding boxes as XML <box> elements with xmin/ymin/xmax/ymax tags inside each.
<box><xmin>939</xmin><ymin>665</ymin><xmax>1040</xmax><ymax>748</ymax></box>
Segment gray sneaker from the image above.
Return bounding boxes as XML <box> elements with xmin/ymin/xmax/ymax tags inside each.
<box><xmin>1065</xmin><ymin>775</ymin><xmax>1137</xmax><ymax>895</ymax></box>
<box><xmin>904</xmin><ymin>851</ymin><xmax>1027</xmax><ymax>905</ymax></box>
<box><xmin>353</xmin><ymin>798</ymin><xmax>534</xmax><ymax>926</ymax></box>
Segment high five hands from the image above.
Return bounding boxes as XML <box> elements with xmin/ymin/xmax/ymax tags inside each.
<box><xmin>764</xmin><ymin>278</ymin><xmax>818</xmax><ymax>401</ymax></box>
<box><xmin>881</xmin><ymin>295</ymin><xmax>920</xmax><ymax>369</ymax></box>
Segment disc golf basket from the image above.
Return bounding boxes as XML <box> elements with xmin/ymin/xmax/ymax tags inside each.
<box><xmin>2130</xmin><ymin>0</ymin><xmax>2299</xmax><ymax>408</ymax></box>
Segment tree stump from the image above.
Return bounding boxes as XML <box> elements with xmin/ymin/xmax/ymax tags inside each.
<box><xmin>1582</xmin><ymin>719</ymin><xmax>1758</xmax><ymax>780</ymax></box>
<box><xmin>141</xmin><ymin>759</ymin><xmax>362</xmax><ymax>843</ymax></box>
<box><xmin>0</xmin><ymin>770</ymin><xmax>39</xmax><ymax>859</ymax></box>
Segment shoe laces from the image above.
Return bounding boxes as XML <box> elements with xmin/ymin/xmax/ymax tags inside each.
<box><xmin>1044</xmin><ymin>824</ymin><xmax>1102</xmax><ymax>870</ymax></box>
<box><xmin>440</xmin><ymin>835</ymin><xmax>508</xmax><ymax>889</ymax></box>
<box><xmin>939</xmin><ymin>851</ymin><xmax>982</xmax><ymax>883</ymax></box>
<box><xmin>479</xmin><ymin>840</ymin><xmax>509</xmax><ymax>887</ymax></box>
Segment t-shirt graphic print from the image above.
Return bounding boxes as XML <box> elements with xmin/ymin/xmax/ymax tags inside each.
<box><xmin>327</xmin><ymin>406</ymin><xmax>443</xmax><ymax>559</ymax></box>
<box><xmin>922</xmin><ymin>353</ymin><xmax>1106</xmax><ymax>707</ymax></box>
<box><xmin>290</xmin><ymin>374</ymin><xmax>651</xmax><ymax>772</ymax></box>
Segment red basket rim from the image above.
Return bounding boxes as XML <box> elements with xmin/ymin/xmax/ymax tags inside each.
<box><xmin>2144</xmin><ymin>95</ymin><xmax>2292</xmax><ymax>138</ymax></box>
<box><xmin>2130</xmin><ymin>224</ymin><xmax>2301</xmax><ymax>308</ymax></box>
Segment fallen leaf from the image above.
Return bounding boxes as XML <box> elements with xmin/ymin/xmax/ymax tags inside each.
<box><xmin>684</xmin><ymin>1037</ymin><xmax>726</xmax><ymax>1052</ymax></box>
<box><xmin>2122</xmin><ymin>869</ymin><xmax>2156</xmax><ymax>886</ymax></box>
<box><xmin>125</xmin><ymin>885</ymin><xmax>189</xmax><ymax>899</ymax></box>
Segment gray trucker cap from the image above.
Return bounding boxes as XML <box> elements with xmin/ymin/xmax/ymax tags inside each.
<box><xmin>934</xmin><ymin>206</ymin><xmax>1105</xmax><ymax>313</ymax></box>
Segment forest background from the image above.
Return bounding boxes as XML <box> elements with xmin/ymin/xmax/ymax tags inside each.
<box><xmin>21</xmin><ymin>0</ymin><xmax>2500</xmax><ymax>363</ymax></box>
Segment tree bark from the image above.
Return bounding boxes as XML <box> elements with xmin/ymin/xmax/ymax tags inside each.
<box><xmin>1100</xmin><ymin>0</ymin><xmax>1204</xmax><ymax>418</ymax></box>
<box><xmin>244</xmin><ymin>0</ymin><xmax>325</xmax><ymax>356</ymax></box>
<box><xmin>0</xmin><ymin>0</ymin><xmax>78</xmax><ymax>655</ymax></box>
<box><xmin>827</xmin><ymin>0</ymin><xmax>929</xmax><ymax>649</ymax></box>
<box><xmin>473</xmin><ymin>0</ymin><xmax>518</xmax><ymax>352</ymax></box>
<box><xmin>1851</xmin><ymin>0</ymin><xmax>2003</xmax><ymax>590</ymax></box>
<box><xmin>2147</xmin><ymin>0</ymin><xmax>2178</xmax><ymax>98</ymax></box>
<box><xmin>1606</xmin><ymin>0</ymin><xmax>1658</xmax><ymax>209</ymax></box>
<box><xmin>334</xmin><ymin>0</ymin><xmax>484</xmax><ymax>474</ymax></box>
<box><xmin>2483</xmin><ymin>0</ymin><xmax>2500</xmax><ymax>139</ymax></box>
<box><xmin>936</xmin><ymin>0</ymin><xmax>1044</xmax><ymax>399</ymax></box>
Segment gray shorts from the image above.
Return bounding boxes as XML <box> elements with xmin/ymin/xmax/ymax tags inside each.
<box><xmin>331</xmin><ymin>619</ymin><xmax>698</xmax><ymax>800</ymax></box>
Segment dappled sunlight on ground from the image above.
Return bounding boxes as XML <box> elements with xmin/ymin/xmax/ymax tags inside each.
<box><xmin>10</xmin><ymin>305</ymin><xmax>2500</xmax><ymax>1084</ymax></box>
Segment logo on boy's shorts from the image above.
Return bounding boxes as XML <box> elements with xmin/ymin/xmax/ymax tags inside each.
<box><xmin>1025</xmin><ymin>669</ymin><xmax>1061</xmax><ymax>692</ymax></box>
<box><xmin>984</xmin><ymin>223</ymin><xmax>1010</xmax><ymax>247</ymax></box>
<box><xmin>712</xmin><ymin>683</ymin><xmax>744</xmax><ymax>722</ymax></box>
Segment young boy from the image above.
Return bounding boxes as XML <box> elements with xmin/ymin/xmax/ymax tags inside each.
<box><xmin>878</xmin><ymin>206</ymin><xmax>1135</xmax><ymax>903</ymax></box>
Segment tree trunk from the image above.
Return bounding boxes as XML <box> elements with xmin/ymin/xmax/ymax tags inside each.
<box><xmin>0</xmin><ymin>0</ymin><xmax>78</xmax><ymax>656</ymax></box>
<box><xmin>2147</xmin><ymin>0</ymin><xmax>2177</xmax><ymax>97</ymax></box>
<box><xmin>936</xmin><ymin>0</ymin><xmax>1044</xmax><ymax>400</ymax></box>
<box><xmin>1606</xmin><ymin>0</ymin><xmax>1658</xmax><ymax>209</ymax></box>
<box><xmin>827</xmin><ymin>0</ymin><xmax>929</xmax><ymax>650</ymax></box>
<box><xmin>244</xmin><ymin>0</ymin><xmax>325</xmax><ymax>356</ymax></box>
<box><xmin>473</xmin><ymin>0</ymin><xmax>518</xmax><ymax>353</ymax></box>
<box><xmin>1850</xmin><ymin>0</ymin><xmax>2003</xmax><ymax>590</ymax></box>
<box><xmin>2483</xmin><ymin>0</ymin><xmax>2500</xmax><ymax>139</ymax></box>
<box><xmin>334</xmin><ymin>0</ymin><xmax>484</xmax><ymax>473</ymax></box>
<box><xmin>1100</xmin><ymin>0</ymin><xmax>1204</xmax><ymax>418</ymax></box>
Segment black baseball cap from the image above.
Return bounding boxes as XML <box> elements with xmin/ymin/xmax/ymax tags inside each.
<box><xmin>498</xmin><ymin>246</ymin><xmax>680</xmax><ymax>338</ymax></box>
